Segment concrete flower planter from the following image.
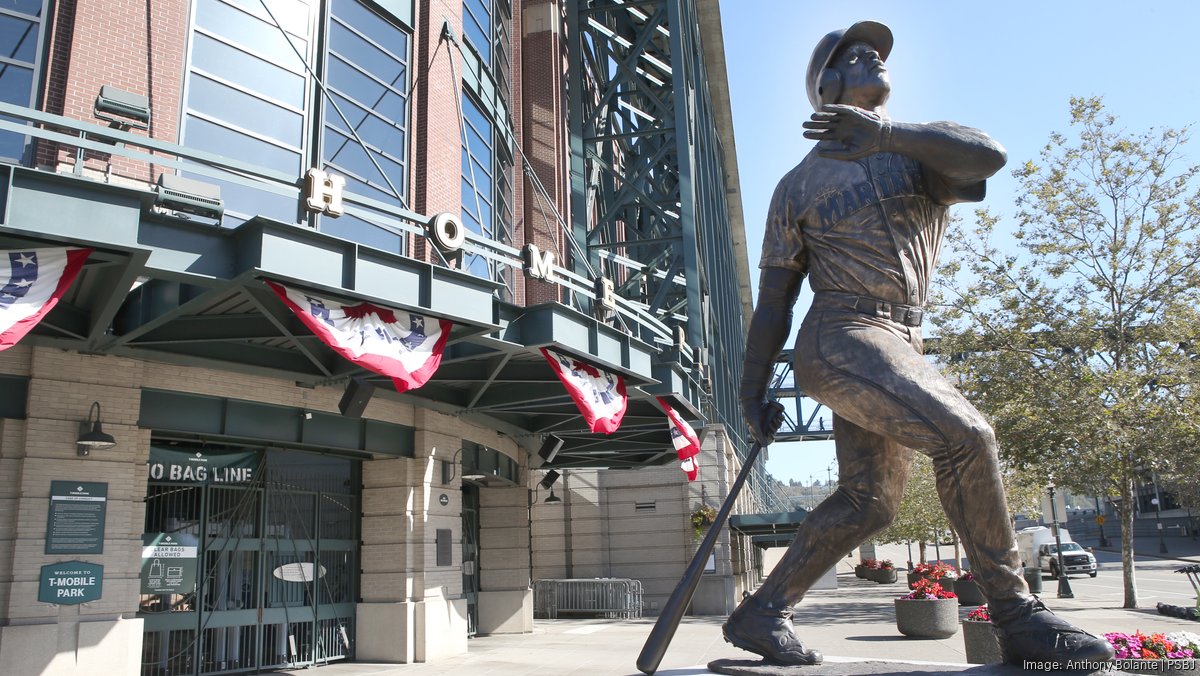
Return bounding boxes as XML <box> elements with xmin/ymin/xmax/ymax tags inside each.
<box><xmin>867</xmin><ymin>568</ymin><xmax>898</xmax><ymax>584</ymax></box>
<box><xmin>894</xmin><ymin>598</ymin><xmax>959</xmax><ymax>639</ymax></box>
<box><xmin>855</xmin><ymin>565</ymin><xmax>867</xmax><ymax>578</ymax></box>
<box><xmin>954</xmin><ymin>577</ymin><xmax>986</xmax><ymax>605</ymax></box>
<box><xmin>962</xmin><ymin>620</ymin><xmax>1002</xmax><ymax>664</ymax></box>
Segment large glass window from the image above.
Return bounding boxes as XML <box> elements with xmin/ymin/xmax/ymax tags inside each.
<box><xmin>462</xmin><ymin>0</ymin><xmax>510</xmax><ymax>101</ymax></box>
<box><xmin>317</xmin><ymin>0</ymin><xmax>411</xmax><ymax>255</ymax></box>
<box><xmin>460</xmin><ymin>93</ymin><xmax>497</xmax><ymax>280</ymax></box>
<box><xmin>181</xmin><ymin>0</ymin><xmax>313</xmax><ymax>227</ymax></box>
<box><xmin>0</xmin><ymin>0</ymin><xmax>48</xmax><ymax>163</ymax></box>
<box><xmin>462</xmin><ymin>0</ymin><xmax>491</xmax><ymax>65</ymax></box>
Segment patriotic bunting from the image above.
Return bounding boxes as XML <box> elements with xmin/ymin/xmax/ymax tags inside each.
<box><xmin>267</xmin><ymin>281</ymin><xmax>451</xmax><ymax>393</ymax></box>
<box><xmin>541</xmin><ymin>347</ymin><xmax>627</xmax><ymax>434</ymax></box>
<box><xmin>0</xmin><ymin>248</ymin><xmax>91</xmax><ymax>351</ymax></box>
<box><xmin>658</xmin><ymin>397</ymin><xmax>702</xmax><ymax>481</ymax></box>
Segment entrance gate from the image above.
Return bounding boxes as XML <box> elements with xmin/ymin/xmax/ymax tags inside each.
<box><xmin>139</xmin><ymin>445</ymin><xmax>359</xmax><ymax>675</ymax></box>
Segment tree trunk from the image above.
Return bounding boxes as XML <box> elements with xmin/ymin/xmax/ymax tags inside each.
<box><xmin>1119</xmin><ymin>471</ymin><xmax>1138</xmax><ymax>608</ymax></box>
<box><xmin>918</xmin><ymin>540</ymin><xmax>928</xmax><ymax>564</ymax></box>
<box><xmin>952</xmin><ymin>530</ymin><xmax>962</xmax><ymax>573</ymax></box>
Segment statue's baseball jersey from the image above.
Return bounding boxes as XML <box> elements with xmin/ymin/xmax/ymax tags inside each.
<box><xmin>760</xmin><ymin>142</ymin><xmax>985</xmax><ymax>307</ymax></box>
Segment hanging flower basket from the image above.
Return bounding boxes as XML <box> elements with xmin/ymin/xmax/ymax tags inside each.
<box><xmin>895</xmin><ymin>580</ymin><xmax>959</xmax><ymax>639</ymax></box>
<box><xmin>690</xmin><ymin>506</ymin><xmax>717</xmax><ymax>540</ymax></box>
<box><xmin>962</xmin><ymin>606</ymin><xmax>1002</xmax><ymax>664</ymax></box>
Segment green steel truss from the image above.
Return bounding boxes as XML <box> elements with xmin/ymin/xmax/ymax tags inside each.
<box><xmin>567</xmin><ymin>0</ymin><xmax>747</xmax><ymax>439</ymax></box>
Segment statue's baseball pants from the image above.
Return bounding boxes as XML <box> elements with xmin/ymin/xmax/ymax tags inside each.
<box><xmin>753</xmin><ymin>295</ymin><xmax>1029</xmax><ymax>607</ymax></box>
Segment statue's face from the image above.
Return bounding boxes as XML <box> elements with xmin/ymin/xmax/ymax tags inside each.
<box><xmin>830</xmin><ymin>40</ymin><xmax>890</xmax><ymax>107</ymax></box>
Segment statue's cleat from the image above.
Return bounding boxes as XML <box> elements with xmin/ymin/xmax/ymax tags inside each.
<box><xmin>992</xmin><ymin>598</ymin><xmax>1115</xmax><ymax>667</ymax></box>
<box><xmin>721</xmin><ymin>595</ymin><xmax>822</xmax><ymax>666</ymax></box>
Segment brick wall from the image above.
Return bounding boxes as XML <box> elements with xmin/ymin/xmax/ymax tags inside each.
<box><xmin>519</xmin><ymin>0</ymin><xmax>568</xmax><ymax>307</ymax></box>
<box><xmin>41</xmin><ymin>0</ymin><xmax>187</xmax><ymax>184</ymax></box>
<box><xmin>411</xmin><ymin>1</ymin><xmax>467</xmax><ymax>266</ymax></box>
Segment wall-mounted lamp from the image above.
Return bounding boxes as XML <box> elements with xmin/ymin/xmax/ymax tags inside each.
<box><xmin>94</xmin><ymin>85</ymin><xmax>150</xmax><ymax>130</ymax></box>
<box><xmin>77</xmin><ymin>401</ymin><xmax>116</xmax><ymax>456</ymax></box>
<box><xmin>537</xmin><ymin>470</ymin><xmax>563</xmax><ymax>504</ymax></box>
<box><xmin>154</xmin><ymin>173</ymin><xmax>224</xmax><ymax>222</ymax></box>
<box><xmin>441</xmin><ymin>447</ymin><xmax>486</xmax><ymax>484</ymax></box>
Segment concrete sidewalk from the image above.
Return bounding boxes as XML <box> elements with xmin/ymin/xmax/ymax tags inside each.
<box><xmin>275</xmin><ymin>569</ymin><xmax>1200</xmax><ymax>676</ymax></box>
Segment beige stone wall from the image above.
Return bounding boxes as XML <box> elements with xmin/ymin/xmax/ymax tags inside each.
<box><xmin>0</xmin><ymin>347</ymin><xmax>146</xmax><ymax>674</ymax></box>
<box><xmin>0</xmin><ymin>346</ymin><xmax>534</xmax><ymax>669</ymax></box>
<box><xmin>531</xmin><ymin>425</ymin><xmax>757</xmax><ymax>617</ymax></box>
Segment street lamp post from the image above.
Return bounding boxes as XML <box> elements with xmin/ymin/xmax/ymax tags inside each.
<box><xmin>1094</xmin><ymin>496</ymin><xmax>1108</xmax><ymax>548</ymax></box>
<box><xmin>1048</xmin><ymin>483</ymin><xmax>1074</xmax><ymax>599</ymax></box>
<box><xmin>1152</xmin><ymin>497</ymin><xmax>1168</xmax><ymax>554</ymax></box>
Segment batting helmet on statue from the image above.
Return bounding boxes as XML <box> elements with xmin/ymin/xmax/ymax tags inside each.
<box><xmin>805</xmin><ymin>20</ymin><xmax>893</xmax><ymax>111</ymax></box>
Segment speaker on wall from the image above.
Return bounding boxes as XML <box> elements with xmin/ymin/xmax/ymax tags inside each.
<box><xmin>338</xmin><ymin>377</ymin><xmax>375</xmax><ymax>418</ymax></box>
<box><xmin>538</xmin><ymin>469</ymin><xmax>561</xmax><ymax>490</ymax></box>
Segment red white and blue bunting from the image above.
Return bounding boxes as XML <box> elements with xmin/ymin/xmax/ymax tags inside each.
<box><xmin>267</xmin><ymin>281</ymin><xmax>451</xmax><ymax>393</ymax></box>
<box><xmin>658</xmin><ymin>397</ymin><xmax>701</xmax><ymax>481</ymax></box>
<box><xmin>0</xmin><ymin>248</ymin><xmax>91</xmax><ymax>351</ymax></box>
<box><xmin>541</xmin><ymin>347</ymin><xmax>627</xmax><ymax>434</ymax></box>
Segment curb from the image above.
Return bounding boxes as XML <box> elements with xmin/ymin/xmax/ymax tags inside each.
<box><xmin>1091</xmin><ymin>546</ymin><xmax>1200</xmax><ymax>565</ymax></box>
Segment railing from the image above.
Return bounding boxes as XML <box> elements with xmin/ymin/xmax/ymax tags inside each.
<box><xmin>533</xmin><ymin>578</ymin><xmax>643</xmax><ymax>619</ymax></box>
<box><xmin>0</xmin><ymin>102</ymin><xmax>676</xmax><ymax>349</ymax></box>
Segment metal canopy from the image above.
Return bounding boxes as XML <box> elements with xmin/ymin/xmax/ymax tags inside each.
<box><xmin>0</xmin><ymin>162</ymin><xmax>701</xmax><ymax>468</ymax></box>
<box><xmin>730</xmin><ymin>510</ymin><xmax>809</xmax><ymax>549</ymax></box>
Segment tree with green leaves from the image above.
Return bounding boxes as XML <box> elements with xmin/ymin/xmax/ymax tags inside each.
<box><xmin>874</xmin><ymin>452</ymin><xmax>1043</xmax><ymax>568</ymax></box>
<box><xmin>932</xmin><ymin>96</ymin><xmax>1200</xmax><ymax>608</ymax></box>
<box><xmin>873</xmin><ymin>453</ymin><xmax>946</xmax><ymax>565</ymax></box>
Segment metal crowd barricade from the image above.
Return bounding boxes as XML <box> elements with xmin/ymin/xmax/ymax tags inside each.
<box><xmin>533</xmin><ymin>578</ymin><xmax>644</xmax><ymax>619</ymax></box>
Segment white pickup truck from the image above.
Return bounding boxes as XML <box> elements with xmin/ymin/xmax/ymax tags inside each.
<box><xmin>1016</xmin><ymin>526</ymin><xmax>1098</xmax><ymax>579</ymax></box>
<box><xmin>1037</xmin><ymin>541</ymin><xmax>1098</xmax><ymax>579</ymax></box>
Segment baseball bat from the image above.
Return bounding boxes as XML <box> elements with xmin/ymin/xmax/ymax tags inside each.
<box><xmin>636</xmin><ymin>435</ymin><xmax>772</xmax><ymax>674</ymax></box>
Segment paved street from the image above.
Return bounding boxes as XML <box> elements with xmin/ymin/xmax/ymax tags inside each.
<box><xmin>274</xmin><ymin>537</ymin><xmax>1200</xmax><ymax>675</ymax></box>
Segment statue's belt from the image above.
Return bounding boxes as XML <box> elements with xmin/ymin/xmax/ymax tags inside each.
<box><xmin>813</xmin><ymin>291</ymin><xmax>924</xmax><ymax>327</ymax></box>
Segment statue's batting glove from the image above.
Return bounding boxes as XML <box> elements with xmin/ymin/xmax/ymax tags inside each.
<box><xmin>741</xmin><ymin>398</ymin><xmax>785</xmax><ymax>447</ymax></box>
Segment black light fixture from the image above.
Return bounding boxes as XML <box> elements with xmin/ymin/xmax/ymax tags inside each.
<box><xmin>441</xmin><ymin>446</ymin><xmax>486</xmax><ymax>483</ymax></box>
<box><xmin>543</xmin><ymin>487</ymin><xmax>562</xmax><ymax>504</ymax></box>
<box><xmin>77</xmin><ymin>401</ymin><xmax>116</xmax><ymax>456</ymax></box>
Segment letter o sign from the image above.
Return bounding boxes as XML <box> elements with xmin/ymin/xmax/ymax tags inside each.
<box><xmin>428</xmin><ymin>213</ymin><xmax>466</xmax><ymax>252</ymax></box>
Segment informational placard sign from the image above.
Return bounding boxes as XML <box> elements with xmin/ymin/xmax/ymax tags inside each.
<box><xmin>45</xmin><ymin>481</ymin><xmax>107</xmax><ymax>554</ymax></box>
<box><xmin>141</xmin><ymin>533</ymin><xmax>199</xmax><ymax>594</ymax></box>
<box><xmin>148</xmin><ymin>447</ymin><xmax>257</xmax><ymax>484</ymax></box>
<box><xmin>38</xmin><ymin>560</ymin><xmax>103</xmax><ymax>605</ymax></box>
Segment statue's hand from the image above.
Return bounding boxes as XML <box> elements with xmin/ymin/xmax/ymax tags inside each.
<box><xmin>803</xmin><ymin>104</ymin><xmax>889</xmax><ymax>160</ymax></box>
<box><xmin>741</xmin><ymin>399</ymin><xmax>786</xmax><ymax>447</ymax></box>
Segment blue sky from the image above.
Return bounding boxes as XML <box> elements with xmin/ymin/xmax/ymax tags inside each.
<box><xmin>718</xmin><ymin>1</ymin><xmax>1200</xmax><ymax>485</ymax></box>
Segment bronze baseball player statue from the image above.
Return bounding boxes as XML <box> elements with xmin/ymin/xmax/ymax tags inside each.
<box><xmin>724</xmin><ymin>21</ymin><xmax>1115</xmax><ymax>668</ymax></box>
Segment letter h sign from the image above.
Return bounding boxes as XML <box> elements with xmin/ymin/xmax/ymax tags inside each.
<box><xmin>306</xmin><ymin>168</ymin><xmax>345</xmax><ymax>216</ymax></box>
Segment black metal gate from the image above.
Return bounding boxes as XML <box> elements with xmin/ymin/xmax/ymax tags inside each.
<box><xmin>461</xmin><ymin>483</ymin><xmax>480</xmax><ymax>637</ymax></box>
<box><xmin>139</xmin><ymin>444</ymin><xmax>359</xmax><ymax>675</ymax></box>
